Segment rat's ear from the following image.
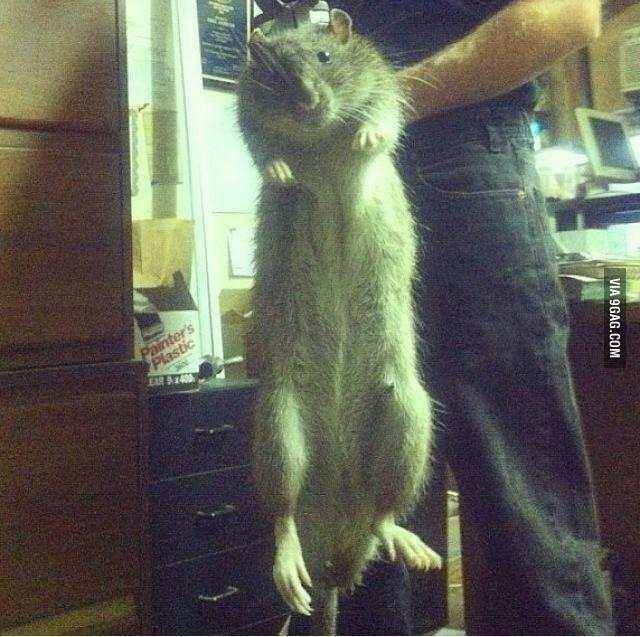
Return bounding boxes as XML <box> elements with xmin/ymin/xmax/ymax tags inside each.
<box><xmin>328</xmin><ymin>8</ymin><xmax>352</xmax><ymax>43</ymax></box>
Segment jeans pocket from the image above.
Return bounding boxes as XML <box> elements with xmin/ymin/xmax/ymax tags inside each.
<box><xmin>418</xmin><ymin>163</ymin><xmax>526</xmax><ymax>200</ymax></box>
<box><xmin>416</xmin><ymin>166</ymin><xmax>568</xmax><ymax>334</ymax></box>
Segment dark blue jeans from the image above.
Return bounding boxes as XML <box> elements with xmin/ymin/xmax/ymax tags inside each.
<box><xmin>399</xmin><ymin>105</ymin><xmax>614</xmax><ymax>635</ymax></box>
<box><xmin>292</xmin><ymin>104</ymin><xmax>614</xmax><ymax>635</ymax></box>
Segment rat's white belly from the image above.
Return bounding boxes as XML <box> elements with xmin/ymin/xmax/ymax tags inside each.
<box><xmin>285</xmin><ymin>166</ymin><xmax>395</xmax><ymax>406</ymax></box>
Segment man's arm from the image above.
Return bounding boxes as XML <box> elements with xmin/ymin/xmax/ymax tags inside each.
<box><xmin>398</xmin><ymin>0</ymin><xmax>601</xmax><ymax>120</ymax></box>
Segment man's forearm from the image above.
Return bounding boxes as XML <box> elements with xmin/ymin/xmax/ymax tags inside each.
<box><xmin>399</xmin><ymin>0</ymin><xmax>601</xmax><ymax>120</ymax></box>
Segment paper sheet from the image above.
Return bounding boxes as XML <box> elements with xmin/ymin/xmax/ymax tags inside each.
<box><xmin>228</xmin><ymin>226</ymin><xmax>255</xmax><ymax>277</ymax></box>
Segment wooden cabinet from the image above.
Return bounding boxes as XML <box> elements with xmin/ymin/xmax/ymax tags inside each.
<box><xmin>0</xmin><ymin>362</ymin><xmax>148</xmax><ymax>631</ymax></box>
<box><xmin>0</xmin><ymin>0</ymin><xmax>132</xmax><ymax>371</ymax></box>
<box><xmin>0</xmin><ymin>1</ymin><xmax>147</xmax><ymax>634</ymax></box>
<box><xmin>0</xmin><ymin>128</ymin><xmax>131</xmax><ymax>368</ymax></box>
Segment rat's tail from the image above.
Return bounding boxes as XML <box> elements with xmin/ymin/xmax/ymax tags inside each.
<box><xmin>312</xmin><ymin>584</ymin><xmax>339</xmax><ymax>635</ymax></box>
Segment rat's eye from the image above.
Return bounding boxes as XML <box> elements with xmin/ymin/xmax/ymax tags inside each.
<box><xmin>317</xmin><ymin>51</ymin><xmax>331</xmax><ymax>64</ymax></box>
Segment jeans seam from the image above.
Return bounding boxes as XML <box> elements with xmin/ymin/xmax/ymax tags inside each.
<box><xmin>422</xmin><ymin>183</ymin><xmax>524</xmax><ymax>197</ymax></box>
<box><xmin>514</xmin><ymin>153</ymin><xmax>566</xmax><ymax>343</ymax></box>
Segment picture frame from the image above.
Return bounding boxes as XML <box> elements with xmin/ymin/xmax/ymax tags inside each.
<box><xmin>196</xmin><ymin>0</ymin><xmax>252</xmax><ymax>89</ymax></box>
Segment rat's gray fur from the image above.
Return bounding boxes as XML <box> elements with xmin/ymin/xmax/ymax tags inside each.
<box><xmin>236</xmin><ymin>15</ymin><xmax>433</xmax><ymax>634</ymax></box>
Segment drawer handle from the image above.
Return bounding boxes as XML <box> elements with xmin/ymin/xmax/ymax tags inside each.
<box><xmin>198</xmin><ymin>585</ymin><xmax>241</xmax><ymax>604</ymax></box>
<box><xmin>195</xmin><ymin>503</ymin><xmax>237</xmax><ymax>519</ymax></box>
<box><xmin>193</xmin><ymin>424</ymin><xmax>235</xmax><ymax>436</ymax></box>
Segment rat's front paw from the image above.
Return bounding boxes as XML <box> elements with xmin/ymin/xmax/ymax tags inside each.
<box><xmin>353</xmin><ymin>125</ymin><xmax>392</xmax><ymax>152</ymax></box>
<box><xmin>376</xmin><ymin>519</ymin><xmax>442</xmax><ymax>572</ymax></box>
<box><xmin>273</xmin><ymin>526</ymin><xmax>314</xmax><ymax>616</ymax></box>
<box><xmin>265</xmin><ymin>159</ymin><xmax>294</xmax><ymax>186</ymax></box>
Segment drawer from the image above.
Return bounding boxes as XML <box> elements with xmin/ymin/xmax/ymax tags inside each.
<box><xmin>149</xmin><ymin>385</ymin><xmax>257</xmax><ymax>479</ymax></box>
<box><xmin>0</xmin><ymin>129</ymin><xmax>127</xmax><ymax>361</ymax></box>
<box><xmin>0</xmin><ymin>362</ymin><xmax>146</xmax><ymax>500</ymax></box>
<box><xmin>0</xmin><ymin>495</ymin><xmax>139</xmax><ymax>630</ymax></box>
<box><xmin>150</xmin><ymin>467</ymin><xmax>270</xmax><ymax>564</ymax></box>
<box><xmin>1</xmin><ymin>391</ymin><xmax>137</xmax><ymax>499</ymax></box>
<box><xmin>150</xmin><ymin>541</ymin><xmax>286</xmax><ymax>635</ymax></box>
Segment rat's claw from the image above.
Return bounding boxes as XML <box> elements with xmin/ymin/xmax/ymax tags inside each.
<box><xmin>297</xmin><ymin>557</ymin><xmax>313</xmax><ymax>589</ymax></box>
<box><xmin>353</xmin><ymin>126</ymin><xmax>389</xmax><ymax>151</ymax></box>
<box><xmin>408</xmin><ymin>532</ymin><xmax>442</xmax><ymax>570</ymax></box>
<box><xmin>424</xmin><ymin>544</ymin><xmax>443</xmax><ymax>570</ymax></box>
<box><xmin>288</xmin><ymin>574</ymin><xmax>312</xmax><ymax>615</ymax></box>
<box><xmin>265</xmin><ymin>159</ymin><xmax>293</xmax><ymax>185</ymax></box>
<box><xmin>396</xmin><ymin>533</ymin><xmax>420</xmax><ymax>568</ymax></box>
<box><xmin>399</xmin><ymin>526</ymin><xmax>442</xmax><ymax>571</ymax></box>
<box><xmin>377</xmin><ymin>519</ymin><xmax>442</xmax><ymax>572</ymax></box>
<box><xmin>272</xmin><ymin>520</ymin><xmax>313</xmax><ymax>615</ymax></box>
<box><xmin>274</xmin><ymin>560</ymin><xmax>313</xmax><ymax>615</ymax></box>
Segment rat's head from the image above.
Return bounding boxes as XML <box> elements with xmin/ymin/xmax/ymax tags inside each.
<box><xmin>238</xmin><ymin>9</ymin><xmax>393</xmax><ymax>139</ymax></box>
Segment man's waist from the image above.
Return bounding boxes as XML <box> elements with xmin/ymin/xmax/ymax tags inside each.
<box><xmin>404</xmin><ymin>100</ymin><xmax>534</xmax><ymax>155</ymax></box>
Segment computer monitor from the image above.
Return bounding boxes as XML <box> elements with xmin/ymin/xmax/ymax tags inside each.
<box><xmin>575</xmin><ymin>107</ymin><xmax>639</xmax><ymax>183</ymax></box>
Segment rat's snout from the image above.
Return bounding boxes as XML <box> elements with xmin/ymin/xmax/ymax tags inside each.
<box><xmin>291</xmin><ymin>78</ymin><xmax>322</xmax><ymax>121</ymax></box>
<box><xmin>292</xmin><ymin>94</ymin><xmax>321</xmax><ymax>122</ymax></box>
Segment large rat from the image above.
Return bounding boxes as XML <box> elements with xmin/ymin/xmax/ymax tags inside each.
<box><xmin>236</xmin><ymin>9</ymin><xmax>441</xmax><ymax>634</ymax></box>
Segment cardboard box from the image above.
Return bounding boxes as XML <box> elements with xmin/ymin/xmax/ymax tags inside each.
<box><xmin>134</xmin><ymin>272</ymin><xmax>201</xmax><ymax>390</ymax></box>
<box><xmin>132</xmin><ymin>219</ymin><xmax>201</xmax><ymax>390</ymax></box>
<box><xmin>132</xmin><ymin>218</ymin><xmax>194</xmax><ymax>288</ymax></box>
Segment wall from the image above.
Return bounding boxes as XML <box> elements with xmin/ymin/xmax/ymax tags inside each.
<box><xmin>197</xmin><ymin>78</ymin><xmax>260</xmax><ymax>371</ymax></box>
<box><xmin>590</xmin><ymin>2</ymin><xmax>640</xmax><ymax>112</ymax></box>
<box><xmin>127</xmin><ymin>0</ymin><xmax>217</xmax><ymax>364</ymax></box>
<box><xmin>199</xmin><ymin>89</ymin><xmax>259</xmax><ymax>295</ymax></box>
<box><xmin>538</xmin><ymin>2</ymin><xmax>640</xmax><ymax>148</ymax></box>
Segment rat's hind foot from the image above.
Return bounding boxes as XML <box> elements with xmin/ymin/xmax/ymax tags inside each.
<box><xmin>273</xmin><ymin>517</ymin><xmax>314</xmax><ymax>616</ymax></box>
<box><xmin>265</xmin><ymin>158</ymin><xmax>294</xmax><ymax>185</ymax></box>
<box><xmin>376</xmin><ymin>518</ymin><xmax>442</xmax><ymax>572</ymax></box>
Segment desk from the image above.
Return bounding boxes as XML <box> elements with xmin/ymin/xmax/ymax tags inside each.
<box><xmin>567</xmin><ymin>301</ymin><xmax>640</xmax><ymax>635</ymax></box>
<box><xmin>550</xmin><ymin>191</ymin><xmax>640</xmax><ymax>230</ymax></box>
